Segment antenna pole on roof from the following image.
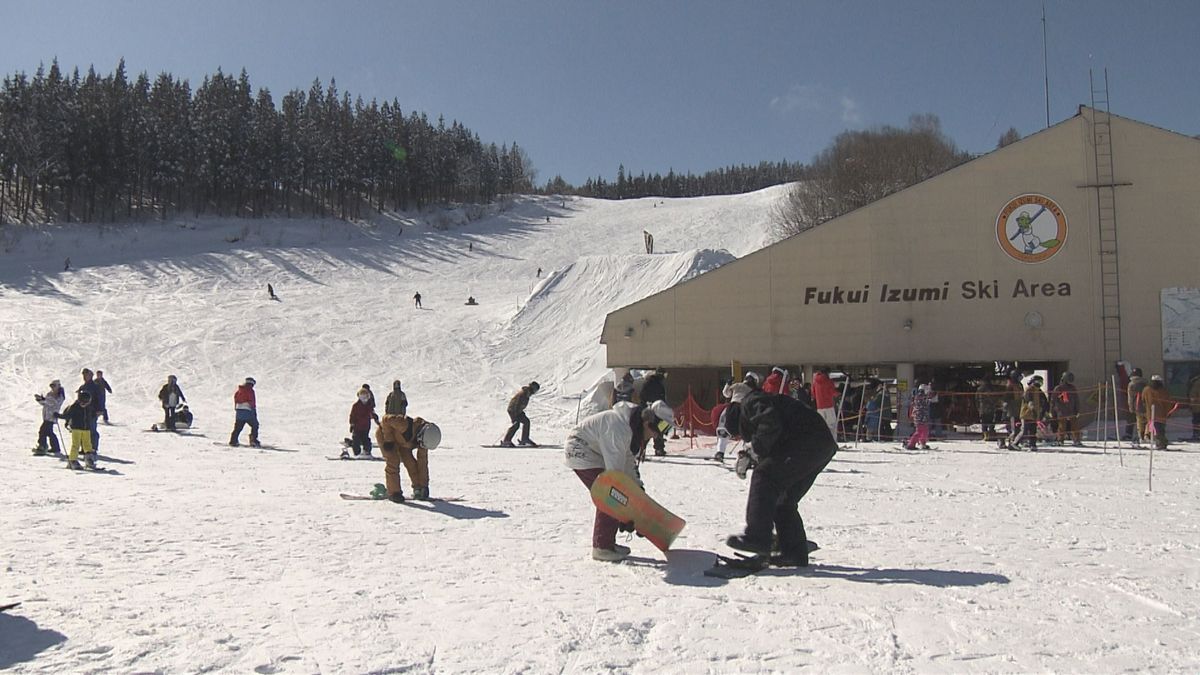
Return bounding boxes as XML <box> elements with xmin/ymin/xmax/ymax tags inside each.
<box><xmin>1042</xmin><ymin>4</ymin><xmax>1050</xmax><ymax>128</ymax></box>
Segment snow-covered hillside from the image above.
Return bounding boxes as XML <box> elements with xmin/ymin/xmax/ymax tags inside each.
<box><xmin>3</xmin><ymin>186</ymin><xmax>1200</xmax><ymax>673</ymax></box>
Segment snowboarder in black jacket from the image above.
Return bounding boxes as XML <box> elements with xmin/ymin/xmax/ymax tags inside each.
<box><xmin>638</xmin><ymin>370</ymin><xmax>668</xmax><ymax>457</ymax></box>
<box><xmin>724</xmin><ymin>389</ymin><xmax>838</xmax><ymax>566</ymax></box>
<box><xmin>158</xmin><ymin>375</ymin><xmax>187</xmax><ymax>431</ymax></box>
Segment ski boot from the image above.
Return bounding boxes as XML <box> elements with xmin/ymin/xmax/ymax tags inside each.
<box><xmin>734</xmin><ymin>451</ymin><xmax>753</xmax><ymax>479</ymax></box>
<box><xmin>592</xmin><ymin>547</ymin><xmax>629</xmax><ymax>562</ymax></box>
<box><xmin>66</xmin><ymin>459</ymin><xmax>82</xmax><ymax>470</ymax></box>
<box><xmin>413</xmin><ymin>486</ymin><xmax>430</xmax><ymax>500</ymax></box>
<box><xmin>339</xmin><ymin>450</ymin><xmax>351</xmax><ymax>459</ymax></box>
<box><xmin>83</xmin><ymin>454</ymin><xmax>97</xmax><ymax>470</ymax></box>
<box><xmin>712</xmin><ymin>450</ymin><xmax>725</xmax><ymax>462</ymax></box>
<box><xmin>517</xmin><ymin>439</ymin><xmax>539</xmax><ymax>447</ymax></box>
<box><xmin>249</xmin><ymin>440</ymin><xmax>262</xmax><ymax>449</ymax></box>
<box><xmin>32</xmin><ymin>446</ymin><xmax>47</xmax><ymax>456</ymax></box>
<box><xmin>499</xmin><ymin>440</ymin><xmax>516</xmax><ymax>448</ymax></box>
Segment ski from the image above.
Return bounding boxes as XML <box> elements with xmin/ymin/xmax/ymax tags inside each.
<box><xmin>479</xmin><ymin>444</ymin><xmax>561</xmax><ymax>449</ymax></box>
<box><xmin>327</xmin><ymin>455</ymin><xmax>384</xmax><ymax>461</ymax></box>
<box><xmin>704</xmin><ymin>554</ymin><xmax>768</xmax><ymax>579</ymax></box>
<box><xmin>0</xmin><ymin>602</ymin><xmax>20</xmax><ymax>612</ymax></box>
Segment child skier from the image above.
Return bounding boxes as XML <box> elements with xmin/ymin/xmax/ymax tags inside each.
<box><xmin>157</xmin><ymin>375</ymin><xmax>187</xmax><ymax>431</ymax></box>
<box><xmin>346</xmin><ymin>387</ymin><xmax>380</xmax><ymax>458</ymax></box>
<box><xmin>906</xmin><ymin>383</ymin><xmax>933</xmax><ymax>450</ymax></box>
<box><xmin>61</xmin><ymin>390</ymin><xmax>99</xmax><ymax>470</ymax></box>
<box><xmin>564</xmin><ymin>400</ymin><xmax>676</xmax><ymax>561</ymax></box>
<box><xmin>33</xmin><ymin>379</ymin><xmax>66</xmax><ymax>455</ymax></box>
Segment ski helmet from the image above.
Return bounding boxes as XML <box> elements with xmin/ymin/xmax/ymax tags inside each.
<box><xmin>744</xmin><ymin>371</ymin><xmax>762</xmax><ymax>386</ymax></box>
<box><xmin>528</xmin><ymin>381</ymin><xmax>540</xmax><ymax>393</ymax></box>
<box><xmin>417</xmin><ymin>421</ymin><xmax>442</xmax><ymax>450</ymax></box>
<box><xmin>643</xmin><ymin>400</ymin><xmax>675</xmax><ymax>436</ymax></box>
<box><xmin>244</xmin><ymin>377</ymin><xmax>256</xmax><ymax>386</ymax></box>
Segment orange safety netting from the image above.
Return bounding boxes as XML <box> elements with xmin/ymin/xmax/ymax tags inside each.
<box><xmin>675</xmin><ymin>387</ymin><xmax>716</xmax><ymax>436</ymax></box>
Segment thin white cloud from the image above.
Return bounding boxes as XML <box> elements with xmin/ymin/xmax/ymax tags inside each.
<box><xmin>840</xmin><ymin>95</ymin><xmax>862</xmax><ymax>124</ymax></box>
<box><xmin>770</xmin><ymin>83</ymin><xmax>863</xmax><ymax>126</ymax></box>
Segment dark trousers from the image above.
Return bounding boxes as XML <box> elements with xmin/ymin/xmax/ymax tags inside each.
<box><xmin>1192</xmin><ymin>410</ymin><xmax>1200</xmax><ymax>439</ymax></box>
<box><xmin>503</xmin><ymin>411</ymin><xmax>531</xmax><ymax>444</ymax></box>
<box><xmin>37</xmin><ymin>420</ymin><xmax>61</xmax><ymax>452</ymax></box>
<box><xmin>574</xmin><ymin>468</ymin><xmax>620</xmax><ymax>550</ymax></box>
<box><xmin>90</xmin><ymin>417</ymin><xmax>100</xmax><ymax>452</ymax></box>
<box><xmin>351</xmin><ymin>429</ymin><xmax>373</xmax><ymax>455</ymax></box>
<box><xmin>744</xmin><ymin>449</ymin><xmax>835</xmax><ymax>559</ymax></box>
<box><xmin>230</xmin><ymin>412</ymin><xmax>259</xmax><ymax>444</ymax></box>
<box><xmin>163</xmin><ymin>406</ymin><xmax>177</xmax><ymax>430</ymax></box>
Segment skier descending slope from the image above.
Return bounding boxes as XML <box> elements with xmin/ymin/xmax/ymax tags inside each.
<box><xmin>565</xmin><ymin>400</ymin><xmax>676</xmax><ymax>561</ymax></box>
<box><xmin>724</xmin><ymin>389</ymin><xmax>837</xmax><ymax>567</ymax></box>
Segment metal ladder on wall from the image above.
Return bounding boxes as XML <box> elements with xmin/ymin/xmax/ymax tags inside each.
<box><xmin>1090</xmin><ymin>69</ymin><xmax>1122</xmax><ymax>368</ymax></box>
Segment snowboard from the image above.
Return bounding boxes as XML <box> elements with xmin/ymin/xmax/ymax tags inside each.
<box><xmin>339</xmin><ymin>493</ymin><xmax>465</xmax><ymax>503</ymax></box>
<box><xmin>212</xmin><ymin>441</ymin><xmax>295</xmax><ymax>452</ymax></box>
<box><xmin>589</xmin><ymin>470</ymin><xmax>685</xmax><ymax>553</ymax></box>
<box><xmin>703</xmin><ymin>541</ymin><xmax>821</xmax><ymax>579</ymax></box>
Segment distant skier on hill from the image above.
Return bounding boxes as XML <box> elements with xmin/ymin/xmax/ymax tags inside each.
<box><xmin>501</xmin><ymin>381</ymin><xmax>540</xmax><ymax>447</ymax></box>
<box><xmin>414</xmin><ymin>292</ymin><xmax>422</xmax><ymax>309</ymax></box>
<box><xmin>268</xmin><ymin>283</ymin><xmax>279</xmax><ymax>301</ymax></box>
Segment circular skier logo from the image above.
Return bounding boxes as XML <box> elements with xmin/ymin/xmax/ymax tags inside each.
<box><xmin>996</xmin><ymin>194</ymin><xmax>1067</xmax><ymax>264</ymax></box>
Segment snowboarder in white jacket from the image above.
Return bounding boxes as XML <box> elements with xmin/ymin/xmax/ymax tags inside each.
<box><xmin>565</xmin><ymin>400</ymin><xmax>675</xmax><ymax>562</ymax></box>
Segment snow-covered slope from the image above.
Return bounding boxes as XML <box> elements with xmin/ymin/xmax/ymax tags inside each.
<box><xmin>2</xmin><ymin>185</ymin><xmax>1199</xmax><ymax>673</ymax></box>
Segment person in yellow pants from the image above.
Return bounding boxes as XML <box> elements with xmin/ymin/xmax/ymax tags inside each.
<box><xmin>376</xmin><ymin>414</ymin><xmax>433</xmax><ymax>502</ymax></box>
<box><xmin>60</xmin><ymin>390</ymin><xmax>98</xmax><ymax>470</ymax></box>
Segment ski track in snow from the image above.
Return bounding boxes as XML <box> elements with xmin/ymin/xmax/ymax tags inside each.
<box><xmin>2</xmin><ymin>190</ymin><xmax>1200</xmax><ymax>672</ymax></box>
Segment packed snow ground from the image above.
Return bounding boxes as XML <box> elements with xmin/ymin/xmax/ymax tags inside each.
<box><xmin>2</xmin><ymin>188</ymin><xmax>1199</xmax><ymax>673</ymax></box>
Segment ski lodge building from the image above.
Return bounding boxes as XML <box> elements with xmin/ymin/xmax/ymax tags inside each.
<box><xmin>601</xmin><ymin>106</ymin><xmax>1200</xmax><ymax>430</ymax></box>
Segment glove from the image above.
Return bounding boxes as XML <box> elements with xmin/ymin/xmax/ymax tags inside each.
<box><xmin>618</xmin><ymin>521</ymin><xmax>635</xmax><ymax>533</ymax></box>
<box><xmin>34</xmin><ymin>394</ymin><xmax>45</xmax><ymax>402</ymax></box>
<box><xmin>350</xmin><ymin>425</ymin><xmax>355</xmax><ymax>435</ymax></box>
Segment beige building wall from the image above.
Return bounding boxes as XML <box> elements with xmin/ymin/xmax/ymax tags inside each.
<box><xmin>603</xmin><ymin>109</ymin><xmax>1200</xmax><ymax>390</ymax></box>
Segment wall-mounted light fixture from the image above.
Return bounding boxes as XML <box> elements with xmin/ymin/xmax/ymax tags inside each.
<box><xmin>903</xmin><ymin>319</ymin><xmax>913</xmax><ymax>331</ymax></box>
<box><xmin>640</xmin><ymin>319</ymin><xmax>650</xmax><ymax>328</ymax></box>
<box><xmin>624</xmin><ymin>326</ymin><xmax>635</xmax><ymax>339</ymax></box>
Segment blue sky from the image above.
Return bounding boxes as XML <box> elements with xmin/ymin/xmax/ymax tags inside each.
<box><xmin>2</xmin><ymin>1</ymin><xmax>1197</xmax><ymax>186</ymax></box>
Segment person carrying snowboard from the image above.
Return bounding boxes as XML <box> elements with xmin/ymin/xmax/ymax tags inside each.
<box><xmin>723</xmin><ymin>388</ymin><xmax>837</xmax><ymax>567</ymax></box>
<box><xmin>346</xmin><ymin>387</ymin><xmax>380</xmax><ymax>458</ymax></box>
<box><xmin>157</xmin><ymin>375</ymin><xmax>186</xmax><ymax>431</ymax></box>
<box><xmin>33</xmin><ymin>379</ymin><xmax>66</xmax><ymax>455</ymax></box>
<box><xmin>565</xmin><ymin>399</ymin><xmax>676</xmax><ymax>561</ymax></box>
<box><xmin>60</xmin><ymin>390</ymin><xmax>100</xmax><ymax>470</ymax></box>
<box><xmin>376</xmin><ymin>412</ymin><xmax>437</xmax><ymax>502</ymax></box>
<box><xmin>229</xmin><ymin>377</ymin><xmax>260</xmax><ymax>447</ymax></box>
<box><xmin>501</xmin><ymin>381</ymin><xmax>540</xmax><ymax>447</ymax></box>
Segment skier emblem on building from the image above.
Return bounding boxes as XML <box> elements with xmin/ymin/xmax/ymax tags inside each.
<box><xmin>996</xmin><ymin>193</ymin><xmax>1068</xmax><ymax>264</ymax></box>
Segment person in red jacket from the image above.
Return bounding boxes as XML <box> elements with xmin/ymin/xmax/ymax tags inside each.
<box><xmin>812</xmin><ymin>367</ymin><xmax>838</xmax><ymax>438</ymax></box>
<box><xmin>229</xmin><ymin>377</ymin><xmax>260</xmax><ymax>447</ymax></box>
<box><xmin>762</xmin><ymin>367</ymin><xmax>787</xmax><ymax>395</ymax></box>
<box><xmin>345</xmin><ymin>387</ymin><xmax>381</xmax><ymax>458</ymax></box>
